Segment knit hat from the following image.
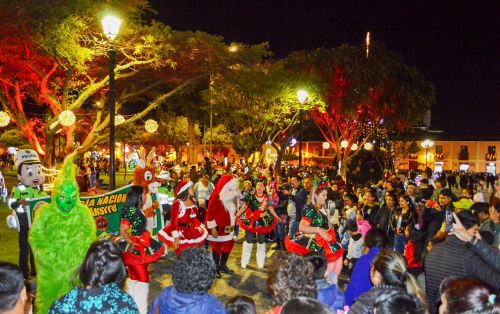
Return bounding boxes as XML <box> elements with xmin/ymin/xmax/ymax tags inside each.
<box><xmin>452</xmin><ymin>197</ymin><xmax>473</xmax><ymax>210</ymax></box>
<box><xmin>175</xmin><ymin>180</ymin><xmax>193</xmax><ymax>196</ymax></box>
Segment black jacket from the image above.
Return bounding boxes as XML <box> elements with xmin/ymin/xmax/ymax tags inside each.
<box><xmin>288</xmin><ymin>185</ymin><xmax>307</xmax><ymax>222</ymax></box>
<box><xmin>425</xmin><ymin>235</ymin><xmax>500</xmax><ymax>314</ymax></box>
<box><xmin>471</xmin><ymin>239</ymin><xmax>500</xmax><ymax>272</ymax></box>
<box><xmin>350</xmin><ymin>285</ymin><xmax>405</xmax><ymax>314</ymax></box>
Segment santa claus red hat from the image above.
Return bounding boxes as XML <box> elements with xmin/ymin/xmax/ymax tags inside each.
<box><xmin>175</xmin><ymin>180</ymin><xmax>193</xmax><ymax>196</ymax></box>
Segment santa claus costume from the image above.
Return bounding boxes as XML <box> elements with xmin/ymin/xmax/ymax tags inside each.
<box><xmin>206</xmin><ymin>175</ymin><xmax>240</xmax><ymax>277</ymax></box>
<box><xmin>158</xmin><ymin>180</ymin><xmax>208</xmax><ymax>254</ymax></box>
<box><xmin>237</xmin><ymin>179</ymin><xmax>276</xmax><ymax>269</ymax></box>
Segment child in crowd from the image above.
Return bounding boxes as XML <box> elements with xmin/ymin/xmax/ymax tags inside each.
<box><xmin>339</xmin><ymin>193</ymin><xmax>358</xmax><ymax>249</ymax></box>
<box><xmin>306</xmin><ymin>253</ymin><xmax>344</xmax><ymax>312</ymax></box>
<box><xmin>344</xmin><ymin>220</ymin><xmax>364</xmax><ymax>276</ymax></box>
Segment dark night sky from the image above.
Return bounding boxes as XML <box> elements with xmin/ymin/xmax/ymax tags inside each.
<box><xmin>150</xmin><ymin>0</ymin><xmax>499</xmax><ymax>136</ymax></box>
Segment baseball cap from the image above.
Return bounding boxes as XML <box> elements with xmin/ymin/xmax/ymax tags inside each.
<box><xmin>452</xmin><ymin>197</ymin><xmax>473</xmax><ymax>210</ymax></box>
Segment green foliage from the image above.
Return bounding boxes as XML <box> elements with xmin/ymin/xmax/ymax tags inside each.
<box><xmin>202</xmin><ymin>124</ymin><xmax>233</xmax><ymax>145</ymax></box>
<box><xmin>0</xmin><ymin>129</ymin><xmax>30</xmax><ymax>148</ymax></box>
<box><xmin>155</xmin><ymin>112</ymin><xmax>200</xmax><ymax>150</ymax></box>
<box><xmin>209</xmin><ymin>61</ymin><xmax>324</xmax><ymax>160</ymax></box>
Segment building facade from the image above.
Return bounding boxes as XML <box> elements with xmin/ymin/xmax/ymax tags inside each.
<box><xmin>395</xmin><ymin>140</ymin><xmax>499</xmax><ymax>174</ymax></box>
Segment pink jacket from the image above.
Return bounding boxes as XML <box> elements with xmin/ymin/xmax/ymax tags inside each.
<box><xmin>357</xmin><ymin>219</ymin><xmax>372</xmax><ymax>238</ymax></box>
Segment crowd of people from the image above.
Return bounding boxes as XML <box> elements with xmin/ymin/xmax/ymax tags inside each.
<box><xmin>1</xmin><ymin>162</ymin><xmax>500</xmax><ymax>313</ymax></box>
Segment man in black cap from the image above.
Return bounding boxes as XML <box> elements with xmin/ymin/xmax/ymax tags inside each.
<box><xmin>423</xmin><ymin>188</ymin><xmax>456</xmax><ymax>243</ymax></box>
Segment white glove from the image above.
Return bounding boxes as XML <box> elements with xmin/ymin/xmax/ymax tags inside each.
<box><xmin>6</xmin><ymin>211</ymin><xmax>20</xmax><ymax>232</ymax></box>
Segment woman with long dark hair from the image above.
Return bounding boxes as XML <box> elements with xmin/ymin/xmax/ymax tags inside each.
<box><xmin>350</xmin><ymin>250</ymin><xmax>427</xmax><ymax>314</ymax></box>
<box><xmin>118</xmin><ymin>185</ymin><xmax>165</xmax><ymax>313</ymax></box>
<box><xmin>439</xmin><ymin>277</ymin><xmax>499</xmax><ymax>314</ymax></box>
<box><xmin>49</xmin><ymin>240</ymin><xmax>138</xmax><ymax>313</ymax></box>
<box><xmin>390</xmin><ymin>195</ymin><xmax>416</xmax><ymax>253</ymax></box>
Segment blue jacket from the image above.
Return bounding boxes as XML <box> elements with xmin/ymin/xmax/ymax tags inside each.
<box><xmin>344</xmin><ymin>247</ymin><xmax>380</xmax><ymax>306</ymax></box>
<box><xmin>316</xmin><ymin>280</ymin><xmax>345</xmax><ymax>312</ymax></box>
<box><xmin>148</xmin><ymin>286</ymin><xmax>226</xmax><ymax>314</ymax></box>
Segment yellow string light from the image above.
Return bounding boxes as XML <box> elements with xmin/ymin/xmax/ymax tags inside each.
<box><xmin>115</xmin><ymin>115</ymin><xmax>125</xmax><ymax>126</ymax></box>
<box><xmin>0</xmin><ymin>111</ymin><xmax>10</xmax><ymax>127</ymax></box>
<box><xmin>59</xmin><ymin>110</ymin><xmax>76</xmax><ymax>127</ymax></box>
<box><xmin>145</xmin><ymin>119</ymin><xmax>158</xmax><ymax>133</ymax></box>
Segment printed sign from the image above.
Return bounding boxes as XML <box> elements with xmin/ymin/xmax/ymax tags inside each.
<box><xmin>28</xmin><ymin>185</ymin><xmax>164</xmax><ymax>239</ymax></box>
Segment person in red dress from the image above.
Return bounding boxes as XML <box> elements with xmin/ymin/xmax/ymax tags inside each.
<box><xmin>158</xmin><ymin>180</ymin><xmax>208</xmax><ymax>254</ymax></box>
<box><xmin>237</xmin><ymin>179</ymin><xmax>279</xmax><ymax>269</ymax></box>
<box><xmin>118</xmin><ymin>185</ymin><xmax>165</xmax><ymax>313</ymax></box>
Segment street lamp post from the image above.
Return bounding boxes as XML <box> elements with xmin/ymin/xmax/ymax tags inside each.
<box><xmin>297</xmin><ymin>90</ymin><xmax>308</xmax><ymax>169</ymax></box>
<box><xmin>102</xmin><ymin>16</ymin><xmax>121</xmax><ymax>190</ymax></box>
<box><xmin>421</xmin><ymin>139</ymin><xmax>434</xmax><ymax>169</ymax></box>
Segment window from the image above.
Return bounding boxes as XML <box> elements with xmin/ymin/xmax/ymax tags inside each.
<box><xmin>488</xmin><ymin>146</ymin><xmax>496</xmax><ymax>155</ymax></box>
<box><xmin>459</xmin><ymin>145</ymin><xmax>469</xmax><ymax>160</ymax></box>
<box><xmin>435</xmin><ymin>145</ymin><xmax>443</xmax><ymax>154</ymax></box>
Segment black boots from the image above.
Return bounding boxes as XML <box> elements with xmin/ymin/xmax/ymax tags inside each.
<box><xmin>212</xmin><ymin>251</ymin><xmax>222</xmax><ymax>279</ymax></box>
<box><xmin>219</xmin><ymin>252</ymin><xmax>233</xmax><ymax>274</ymax></box>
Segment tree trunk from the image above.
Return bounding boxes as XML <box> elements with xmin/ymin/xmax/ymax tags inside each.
<box><xmin>187</xmin><ymin>119</ymin><xmax>196</xmax><ymax>165</ymax></box>
<box><xmin>175</xmin><ymin>146</ymin><xmax>182</xmax><ymax>164</ymax></box>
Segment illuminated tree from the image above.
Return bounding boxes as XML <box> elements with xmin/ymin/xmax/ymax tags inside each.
<box><xmin>0</xmin><ymin>1</ymin><xmax>267</xmax><ymax>167</ymax></box>
<box><xmin>209</xmin><ymin>62</ymin><xmax>323</xmax><ymax>168</ymax></box>
<box><xmin>284</xmin><ymin>43</ymin><xmax>435</xmax><ymax>178</ymax></box>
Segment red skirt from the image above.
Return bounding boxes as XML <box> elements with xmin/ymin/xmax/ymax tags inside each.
<box><xmin>285</xmin><ymin>229</ymin><xmax>344</xmax><ymax>263</ymax></box>
<box><xmin>157</xmin><ymin>223</ymin><xmax>208</xmax><ymax>254</ymax></box>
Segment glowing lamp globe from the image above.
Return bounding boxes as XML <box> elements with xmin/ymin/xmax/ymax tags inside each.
<box><xmin>351</xmin><ymin>143</ymin><xmax>359</xmax><ymax>151</ymax></box>
<box><xmin>0</xmin><ymin>111</ymin><xmax>10</xmax><ymax>127</ymax></box>
<box><xmin>102</xmin><ymin>16</ymin><xmax>121</xmax><ymax>41</ymax></box>
<box><xmin>364</xmin><ymin>142</ymin><xmax>373</xmax><ymax>151</ymax></box>
<box><xmin>340</xmin><ymin>140</ymin><xmax>349</xmax><ymax>149</ymax></box>
<box><xmin>145</xmin><ymin>119</ymin><xmax>158</xmax><ymax>133</ymax></box>
<box><xmin>297</xmin><ymin>90</ymin><xmax>308</xmax><ymax>104</ymax></box>
<box><xmin>322</xmin><ymin>142</ymin><xmax>330</xmax><ymax>150</ymax></box>
<box><xmin>115</xmin><ymin>115</ymin><xmax>125</xmax><ymax>126</ymax></box>
<box><xmin>59</xmin><ymin>110</ymin><xmax>76</xmax><ymax>127</ymax></box>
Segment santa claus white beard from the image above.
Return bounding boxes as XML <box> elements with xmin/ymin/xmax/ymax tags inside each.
<box><xmin>222</xmin><ymin>197</ymin><xmax>237</xmax><ymax>214</ymax></box>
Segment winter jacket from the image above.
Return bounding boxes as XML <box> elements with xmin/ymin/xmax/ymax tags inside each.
<box><xmin>425</xmin><ymin>235</ymin><xmax>500</xmax><ymax>314</ymax></box>
<box><xmin>470</xmin><ymin>239</ymin><xmax>500</xmax><ymax>272</ymax></box>
<box><xmin>148</xmin><ymin>286</ymin><xmax>226</xmax><ymax>314</ymax></box>
<box><xmin>350</xmin><ymin>285</ymin><xmax>405</xmax><ymax>314</ymax></box>
<box><xmin>375</xmin><ymin>205</ymin><xmax>393</xmax><ymax>233</ymax></box>
<box><xmin>288</xmin><ymin>185</ymin><xmax>307</xmax><ymax>222</ymax></box>
<box><xmin>316</xmin><ymin>279</ymin><xmax>345</xmax><ymax>312</ymax></box>
<box><xmin>389</xmin><ymin>209</ymin><xmax>415</xmax><ymax>234</ymax></box>
<box><xmin>347</xmin><ymin>233</ymin><xmax>364</xmax><ymax>260</ymax></box>
<box><xmin>344</xmin><ymin>247</ymin><xmax>380</xmax><ymax>306</ymax></box>
<box><xmin>357</xmin><ymin>220</ymin><xmax>372</xmax><ymax>238</ymax></box>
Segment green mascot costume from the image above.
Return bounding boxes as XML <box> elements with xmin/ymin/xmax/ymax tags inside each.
<box><xmin>29</xmin><ymin>156</ymin><xmax>96</xmax><ymax>314</ymax></box>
